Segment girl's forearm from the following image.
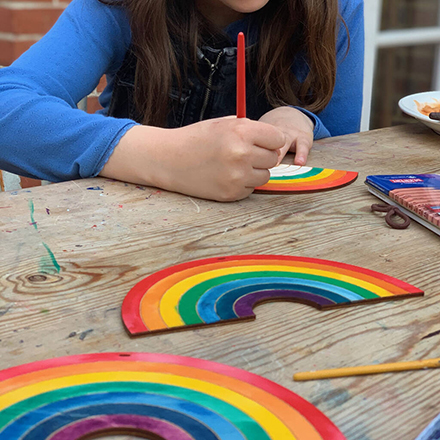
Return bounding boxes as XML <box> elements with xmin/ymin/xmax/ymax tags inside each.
<box><xmin>99</xmin><ymin>117</ymin><xmax>285</xmax><ymax>202</ymax></box>
<box><xmin>99</xmin><ymin>125</ymin><xmax>170</xmax><ymax>188</ymax></box>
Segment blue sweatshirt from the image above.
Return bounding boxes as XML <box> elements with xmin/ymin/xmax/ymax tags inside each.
<box><xmin>0</xmin><ymin>0</ymin><xmax>364</xmax><ymax>182</ymax></box>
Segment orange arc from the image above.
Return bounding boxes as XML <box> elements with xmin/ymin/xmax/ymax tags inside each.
<box><xmin>139</xmin><ymin>257</ymin><xmax>412</xmax><ymax>331</ymax></box>
<box><xmin>0</xmin><ymin>361</ymin><xmax>320</xmax><ymax>439</ymax></box>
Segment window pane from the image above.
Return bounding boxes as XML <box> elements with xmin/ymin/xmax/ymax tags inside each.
<box><xmin>370</xmin><ymin>44</ymin><xmax>438</xmax><ymax>129</ymax></box>
<box><xmin>381</xmin><ymin>0</ymin><xmax>440</xmax><ymax>30</ymax></box>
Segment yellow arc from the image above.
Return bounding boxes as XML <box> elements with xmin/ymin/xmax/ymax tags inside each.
<box><xmin>0</xmin><ymin>371</ymin><xmax>299</xmax><ymax>439</ymax></box>
<box><xmin>158</xmin><ymin>264</ymin><xmax>393</xmax><ymax>328</ymax></box>
<box><xmin>269</xmin><ymin>168</ymin><xmax>333</xmax><ymax>183</ymax></box>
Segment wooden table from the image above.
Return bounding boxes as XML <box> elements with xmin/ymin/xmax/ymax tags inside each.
<box><xmin>1</xmin><ymin>123</ymin><xmax>440</xmax><ymax>440</ymax></box>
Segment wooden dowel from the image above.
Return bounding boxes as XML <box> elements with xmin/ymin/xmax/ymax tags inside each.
<box><xmin>293</xmin><ymin>358</ymin><xmax>440</xmax><ymax>381</ymax></box>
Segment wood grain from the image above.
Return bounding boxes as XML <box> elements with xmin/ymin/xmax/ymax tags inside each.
<box><xmin>1</xmin><ymin>123</ymin><xmax>440</xmax><ymax>440</ymax></box>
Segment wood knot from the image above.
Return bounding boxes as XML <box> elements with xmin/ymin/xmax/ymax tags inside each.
<box><xmin>26</xmin><ymin>274</ymin><xmax>62</xmax><ymax>284</ymax></box>
<box><xmin>27</xmin><ymin>275</ymin><xmax>48</xmax><ymax>282</ymax></box>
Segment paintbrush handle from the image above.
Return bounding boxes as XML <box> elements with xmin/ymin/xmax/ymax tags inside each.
<box><xmin>236</xmin><ymin>32</ymin><xmax>246</xmax><ymax>118</ymax></box>
<box><xmin>293</xmin><ymin>358</ymin><xmax>440</xmax><ymax>381</ymax></box>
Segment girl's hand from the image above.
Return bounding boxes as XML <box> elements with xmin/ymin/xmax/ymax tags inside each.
<box><xmin>258</xmin><ymin>106</ymin><xmax>314</xmax><ymax>166</ymax></box>
<box><xmin>100</xmin><ymin>116</ymin><xmax>286</xmax><ymax>202</ymax></box>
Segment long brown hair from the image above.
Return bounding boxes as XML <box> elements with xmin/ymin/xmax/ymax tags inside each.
<box><xmin>110</xmin><ymin>0</ymin><xmax>343</xmax><ymax>127</ymax></box>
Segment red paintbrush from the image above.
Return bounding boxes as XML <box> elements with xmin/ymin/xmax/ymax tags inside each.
<box><xmin>236</xmin><ymin>32</ymin><xmax>246</xmax><ymax>118</ymax></box>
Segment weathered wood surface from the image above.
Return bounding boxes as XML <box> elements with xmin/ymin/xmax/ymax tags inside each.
<box><xmin>1</xmin><ymin>123</ymin><xmax>440</xmax><ymax>440</ymax></box>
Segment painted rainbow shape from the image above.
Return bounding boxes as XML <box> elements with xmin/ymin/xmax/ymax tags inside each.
<box><xmin>255</xmin><ymin>164</ymin><xmax>358</xmax><ymax>192</ymax></box>
<box><xmin>0</xmin><ymin>352</ymin><xmax>346</xmax><ymax>440</ymax></box>
<box><xmin>122</xmin><ymin>255</ymin><xmax>423</xmax><ymax>336</ymax></box>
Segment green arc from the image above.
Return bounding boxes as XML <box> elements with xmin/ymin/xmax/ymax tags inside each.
<box><xmin>178</xmin><ymin>270</ymin><xmax>380</xmax><ymax>325</ymax></box>
<box><xmin>269</xmin><ymin>168</ymin><xmax>324</xmax><ymax>181</ymax></box>
<box><xmin>0</xmin><ymin>381</ymin><xmax>270</xmax><ymax>439</ymax></box>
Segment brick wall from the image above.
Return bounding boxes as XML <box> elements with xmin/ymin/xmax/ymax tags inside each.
<box><xmin>0</xmin><ymin>0</ymin><xmax>106</xmax><ymax>189</ymax></box>
<box><xmin>0</xmin><ymin>0</ymin><xmax>106</xmax><ymax>112</ymax></box>
<box><xmin>0</xmin><ymin>0</ymin><xmax>68</xmax><ymax>66</ymax></box>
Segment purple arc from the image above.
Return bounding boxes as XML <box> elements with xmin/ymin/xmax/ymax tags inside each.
<box><xmin>48</xmin><ymin>414</ymin><xmax>193</xmax><ymax>440</ymax></box>
<box><xmin>233</xmin><ymin>290</ymin><xmax>335</xmax><ymax>317</ymax></box>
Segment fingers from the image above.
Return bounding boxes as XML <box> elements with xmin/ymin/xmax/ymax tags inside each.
<box><xmin>251</xmin><ymin>146</ymin><xmax>279</xmax><ymax>170</ymax></box>
<box><xmin>245</xmin><ymin>168</ymin><xmax>271</xmax><ymax>189</ymax></box>
<box><xmin>275</xmin><ymin>143</ymin><xmax>291</xmax><ymax>166</ymax></box>
<box><xmin>216</xmin><ymin>186</ymin><xmax>254</xmax><ymax>202</ymax></box>
<box><xmin>293</xmin><ymin>135</ymin><xmax>313</xmax><ymax>166</ymax></box>
<box><xmin>239</xmin><ymin>119</ymin><xmax>286</xmax><ymax>151</ymax></box>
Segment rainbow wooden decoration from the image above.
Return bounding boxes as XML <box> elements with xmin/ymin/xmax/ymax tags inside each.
<box><xmin>255</xmin><ymin>164</ymin><xmax>358</xmax><ymax>192</ymax></box>
<box><xmin>0</xmin><ymin>352</ymin><xmax>347</xmax><ymax>440</ymax></box>
<box><xmin>122</xmin><ymin>255</ymin><xmax>423</xmax><ymax>336</ymax></box>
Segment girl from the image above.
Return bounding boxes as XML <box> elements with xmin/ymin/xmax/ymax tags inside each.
<box><xmin>0</xmin><ymin>0</ymin><xmax>364</xmax><ymax>201</ymax></box>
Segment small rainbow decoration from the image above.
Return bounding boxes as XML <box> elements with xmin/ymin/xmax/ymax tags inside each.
<box><xmin>122</xmin><ymin>255</ymin><xmax>423</xmax><ymax>336</ymax></box>
<box><xmin>0</xmin><ymin>352</ymin><xmax>346</xmax><ymax>440</ymax></box>
<box><xmin>255</xmin><ymin>164</ymin><xmax>358</xmax><ymax>192</ymax></box>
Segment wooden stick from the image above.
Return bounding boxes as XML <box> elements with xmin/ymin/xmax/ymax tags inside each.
<box><xmin>236</xmin><ymin>32</ymin><xmax>246</xmax><ymax>118</ymax></box>
<box><xmin>293</xmin><ymin>358</ymin><xmax>440</xmax><ymax>381</ymax></box>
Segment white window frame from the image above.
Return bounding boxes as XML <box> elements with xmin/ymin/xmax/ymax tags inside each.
<box><xmin>362</xmin><ymin>0</ymin><xmax>440</xmax><ymax>131</ymax></box>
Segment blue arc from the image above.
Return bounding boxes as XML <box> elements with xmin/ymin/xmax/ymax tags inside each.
<box><xmin>196</xmin><ymin>277</ymin><xmax>363</xmax><ymax>323</ymax></box>
<box><xmin>216</xmin><ymin>285</ymin><xmax>339</xmax><ymax>320</ymax></box>
<box><xmin>1</xmin><ymin>392</ymin><xmax>244</xmax><ymax>440</ymax></box>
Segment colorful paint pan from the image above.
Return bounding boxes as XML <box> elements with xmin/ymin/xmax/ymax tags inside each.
<box><xmin>0</xmin><ymin>352</ymin><xmax>346</xmax><ymax>439</ymax></box>
<box><xmin>255</xmin><ymin>164</ymin><xmax>358</xmax><ymax>192</ymax></box>
<box><xmin>122</xmin><ymin>255</ymin><xmax>423</xmax><ymax>336</ymax></box>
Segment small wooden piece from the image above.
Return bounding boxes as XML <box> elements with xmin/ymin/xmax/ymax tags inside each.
<box><xmin>255</xmin><ymin>164</ymin><xmax>358</xmax><ymax>193</ymax></box>
<box><xmin>121</xmin><ymin>255</ymin><xmax>423</xmax><ymax>336</ymax></box>
<box><xmin>294</xmin><ymin>358</ymin><xmax>440</xmax><ymax>381</ymax></box>
<box><xmin>0</xmin><ymin>352</ymin><xmax>346</xmax><ymax>439</ymax></box>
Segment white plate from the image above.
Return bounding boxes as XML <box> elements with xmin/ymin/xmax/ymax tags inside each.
<box><xmin>398</xmin><ymin>91</ymin><xmax>440</xmax><ymax>134</ymax></box>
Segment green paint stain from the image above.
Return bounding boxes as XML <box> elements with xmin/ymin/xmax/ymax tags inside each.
<box><xmin>28</xmin><ymin>199</ymin><xmax>37</xmax><ymax>230</ymax></box>
<box><xmin>40</xmin><ymin>243</ymin><xmax>61</xmax><ymax>274</ymax></box>
<box><xmin>40</xmin><ymin>309</ymin><xmax>49</xmax><ymax>314</ymax></box>
<box><xmin>28</xmin><ymin>199</ymin><xmax>61</xmax><ymax>274</ymax></box>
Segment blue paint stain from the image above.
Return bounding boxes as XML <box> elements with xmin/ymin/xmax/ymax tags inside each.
<box><xmin>11</xmin><ymin>190</ymin><xmax>31</xmax><ymax>195</ymax></box>
<box><xmin>87</xmin><ymin>186</ymin><xmax>103</xmax><ymax>191</ymax></box>
<box><xmin>312</xmin><ymin>388</ymin><xmax>351</xmax><ymax>410</ymax></box>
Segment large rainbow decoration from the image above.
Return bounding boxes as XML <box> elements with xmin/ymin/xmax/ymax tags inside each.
<box><xmin>0</xmin><ymin>352</ymin><xmax>346</xmax><ymax>440</ymax></box>
<box><xmin>122</xmin><ymin>255</ymin><xmax>423</xmax><ymax>336</ymax></box>
<box><xmin>255</xmin><ymin>164</ymin><xmax>358</xmax><ymax>192</ymax></box>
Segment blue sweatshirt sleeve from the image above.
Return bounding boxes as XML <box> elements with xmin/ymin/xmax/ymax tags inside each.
<box><xmin>0</xmin><ymin>0</ymin><xmax>137</xmax><ymax>181</ymax></box>
<box><xmin>295</xmin><ymin>0</ymin><xmax>364</xmax><ymax>139</ymax></box>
